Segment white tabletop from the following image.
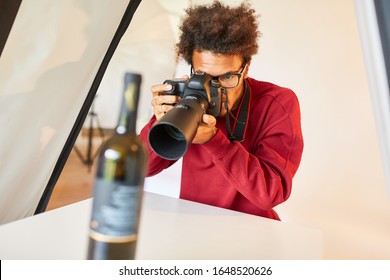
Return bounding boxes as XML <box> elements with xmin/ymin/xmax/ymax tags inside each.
<box><xmin>0</xmin><ymin>192</ymin><xmax>322</xmax><ymax>259</ymax></box>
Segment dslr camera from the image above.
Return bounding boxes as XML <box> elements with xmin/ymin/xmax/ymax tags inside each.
<box><xmin>148</xmin><ymin>72</ymin><xmax>222</xmax><ymax>160</ymax></box>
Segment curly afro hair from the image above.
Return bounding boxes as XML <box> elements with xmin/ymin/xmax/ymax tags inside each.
<box><xmin>176</xmin><ymin>1</ymin><xmax>260</xmax><ymax>65</ymax></box>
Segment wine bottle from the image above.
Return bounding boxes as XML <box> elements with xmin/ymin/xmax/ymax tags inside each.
<box><xmin>87</xmin><ymin>73</ymin><xmax>147</xmax><ymax>260</ymax></box>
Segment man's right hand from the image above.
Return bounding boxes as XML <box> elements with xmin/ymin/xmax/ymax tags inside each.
<box><xmin>150</xmin><ymin>76</ymin><xmax>188</xmax><ymax>120</ymax></box>
<box><xmin>150</xmin><ymin>83</ymin><xmax>180</xmax><ymax>120</ymax></box>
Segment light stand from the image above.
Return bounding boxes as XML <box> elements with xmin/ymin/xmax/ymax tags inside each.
<box><xmin>73</xmin><ymin>97</ymin><xmax>105</xmax><ymax>172</ymax></box>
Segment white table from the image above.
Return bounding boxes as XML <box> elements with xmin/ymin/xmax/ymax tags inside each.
<box><xmin>0</xmin><ymin>192</ymin><xmax>322</xmax><ymax>259</ymax></box>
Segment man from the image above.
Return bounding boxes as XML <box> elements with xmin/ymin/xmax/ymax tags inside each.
<box><xmin>139</xmin><ymin>1</ymin><xmax>303</xmax><ymax>220</ymax></box>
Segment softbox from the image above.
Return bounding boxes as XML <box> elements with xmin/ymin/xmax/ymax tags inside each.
<box><xmin>0</xmin><ymin>0</ymin><xmax>142</xmax><ymax>224</ymax></box>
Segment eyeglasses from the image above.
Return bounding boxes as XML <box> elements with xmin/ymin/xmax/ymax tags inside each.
<box><xmin>191</xmin><ymin>61</ymin><xmax>247</xmax><ymax>88</ymax></box>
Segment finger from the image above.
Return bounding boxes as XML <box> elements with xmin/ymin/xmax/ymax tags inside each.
<box><xmin>151</xmin><ymin>95</ymin><xmax>180</xmax><ymax>106</ymax></box>
<box><xmin>202</xmin><ymin>114</ymin><xmax>217</xmax><ymax>127</ymax></box>
<box><xmin>153</xmin><ymin>104</ymin><xmax>175</xmax><ymax>114</ymax></box>
<box><xmin>153</xmin><ymin>104</ymin><xmax>176</xmax><ymax>120</ymax></box>
<box><xmin>151</xmin><ymin>83</ymin><xmax>172</xmax><ymax>97</ymax></box>
<box><xmin>161</xmin><ymin>104</ymin><xmax>174</xmax><ymax>113</ymax></box>
<box><xmin>153</xmin><ymin>105</ymin><xmax>164</xmax><ymax>115</ymax></box>
<box><xmin>152</xmin><ymin>105</ymin><xmax>164</xmax><ymax>120</ymax></box>
<box><xmin>151</xmin><ymin>95</ymin><xmax>159</xmax><ymax>106</ymax></box>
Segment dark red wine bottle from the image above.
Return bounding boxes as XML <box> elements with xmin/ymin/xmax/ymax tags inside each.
<box><xmin>87</xmin><ymin>73</ymin><xmax>147</xmax><ymax>260</ymax></box>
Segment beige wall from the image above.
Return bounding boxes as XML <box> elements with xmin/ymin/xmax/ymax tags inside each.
<box><xmin>253</xmin><ymin>0</ymin><xmax>390</xmax><ymax>259</ymax></box>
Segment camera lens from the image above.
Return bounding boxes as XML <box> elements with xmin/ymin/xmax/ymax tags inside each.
<box><xmin>148</xmin><ymin>96</ymin><xmax>208</xmax><ymax>160</ymax></box>
<box><xmin>165</xmin><ymin>125</ymin><xmax>186</xmax><ymax>141</ymax></box>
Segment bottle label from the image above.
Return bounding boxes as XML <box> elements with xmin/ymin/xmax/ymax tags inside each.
<box><xmin>89</xmin><ymin>178</ymin><xmax>141</xmax><ymax>241</ymax></box>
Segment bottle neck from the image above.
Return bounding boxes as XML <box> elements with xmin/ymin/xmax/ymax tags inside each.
<box><xmin>116</xmin><ymin>73</ymin><xmax>142</xmax><ymax>135</ymax></box>
<box><xmin>116</xmin><ymin>100</ymin><xmax>137</xmax><ymax>134</ymax></box>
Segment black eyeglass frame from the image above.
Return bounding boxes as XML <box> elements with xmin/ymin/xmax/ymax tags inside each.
<box><xmin>190</xmin><ymin>61</ymin><xmax>247</xmax><ymax>88</ymax></box>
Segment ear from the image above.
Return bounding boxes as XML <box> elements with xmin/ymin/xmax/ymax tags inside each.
<box><xmin>244</xmin><ymin>61</ymin><xmax>251</xmax><ymax>79</ymax></box>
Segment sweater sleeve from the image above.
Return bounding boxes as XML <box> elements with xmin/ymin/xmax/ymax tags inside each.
<box><xmin>138</xmin><ymin>116</ymin><xmax>178</xmax><ymax>176</ymax></box>
<box><xmin>200</xmin><ymin>89</ymin><xmax>303</xmax><ymax>210</ymax></box>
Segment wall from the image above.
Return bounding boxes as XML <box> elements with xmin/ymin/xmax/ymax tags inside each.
<box><xmin>253</xmin><ymin>0</ymin><xmax>390</xmax><ymax>259</ymax></box>
<box><xmin>96</xmin><ymin>0</ymin><xmax>390</xmax><ymax>259</ymax></box>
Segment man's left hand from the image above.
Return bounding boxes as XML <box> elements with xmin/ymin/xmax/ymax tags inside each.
<box><xmin>192</xmin><ymin>114</ymin><xmax>218</xmax><ymax>144</ymax></box>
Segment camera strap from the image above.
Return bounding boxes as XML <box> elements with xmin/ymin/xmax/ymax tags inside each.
<box><xmin>224</xmin><ymin>80</ymin><xmax>250</xmax><ymax>142</ymax></box>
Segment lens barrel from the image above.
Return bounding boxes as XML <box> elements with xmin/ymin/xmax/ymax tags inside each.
<box><xmin>148</xmin><ymin>96</ymin><xmax>208</xmax><ymax>160</ymax></box>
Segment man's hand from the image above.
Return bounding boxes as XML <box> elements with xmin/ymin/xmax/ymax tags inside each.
<box><xmin>150</xmin><ymin>75</ymin><xmax>189</xmax><ymax>120</ymax></box>
<box><xmin>192</xmin><ymin>114</ymin><xmax>218</xmax><ymax>144</ymax></box>
<box><xmin>150</xmin><ymin>83</ymin><xmax>180</xmax><ymax>120</ymax></box>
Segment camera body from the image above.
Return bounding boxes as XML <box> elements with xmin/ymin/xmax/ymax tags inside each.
<box><xmin>148</xmin><ymin>72</ymin><xmax>223</xmax><ymax>160</ymax></box>
<box><xmin>163</xmin><ymin>72</ymin><xmax>222</xmax><ymax>117</ymax></box>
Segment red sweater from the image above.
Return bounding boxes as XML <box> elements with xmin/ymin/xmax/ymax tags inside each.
<box><xmin>139</xmin><ymin>78</ymin><xmax>303</xmax><ymax>220</ymax></box>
